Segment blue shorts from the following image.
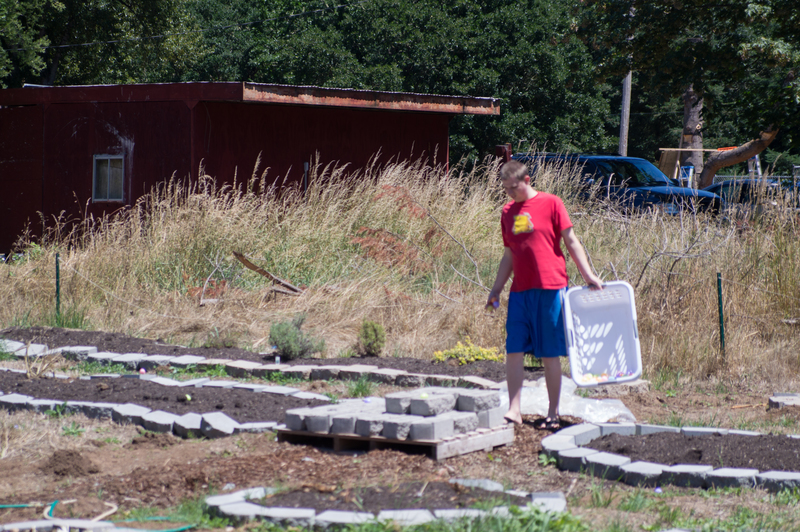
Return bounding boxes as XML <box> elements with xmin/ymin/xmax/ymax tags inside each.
<box><xmin>505</xmin><ymin>287</ymin><xmax>567</xmax><ymax>357</ymax></box>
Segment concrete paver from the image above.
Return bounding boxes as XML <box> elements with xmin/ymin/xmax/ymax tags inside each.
<box><xmin>173</xmin><ymin>413</ymin><xmax>203</xmax><ymax>438</ymax></box>
<box><xmin>660</xmin><ymin>464</ymin><xmax>713</xmax><ymax>488</ymax></box>
<box><xmin>409</xmin><ymin>393</ymin><xmax>457</xmax><ymax>416</ymax></box>
<box><xmin>540</xmin><ymin>435</ymin><xmax>577</xmax><ymax>458</ymax></box>
<box><xmin>166</xmin><ymin>355</ymin><xmax>206</xmax><ymax>368</ymax></box>
<box><xmin>141</xmin><ymin>410</ymin><xmax>180</xmax><ymax>433</ymax></box>
<box><xmin>556</xmin><ymin>423</ymin><xmax>601</xmax><ymax>445</ymax></box>
<box><xmin>315</xmin><ymin>510</ymin><xmax>375</xmax><ymax>527</ymax></box>
<box><xmin>138</xmin><ymin>355</ymin><xmax>176</xmax><ymax>370</ymax></box>
<box><xmin>637</xmin><ymin>424</ymin><xmax>681</xmax><ymax>436</ymax></box>
<box><xmin>584</xmin><ymin>452</ymin><xmax>631</xmax><ymax>480</ymax></box>
<box><xmin>112</xmin><ymin>403</ymin><xmax>152</xmax><ymax>425</ymax></box>
<box><xmin>449</xmin><ymin>478</ymin><xmax>504</xmax><ymax>492</ymax></box>
<box><xmin>556</xmin><ymin>447</ymin><xmax>599</xmax><ymax>472</ymax></box>
<box><xmin>225</xmin><ymin>360</ymin><xmax>264</xmax><ymax>378</ymax></box>
<box><xmin>455</xmin><ymin>390</ymin><xmax>501</xmax><ymax>412</ymax></box>
<box><xmin>112</xmin><ymin>353</ymin><xmax>148</xmax><ymax>369</ymax></box>
<box><xmin>706</xmin><ymin>467</ymin><xmax>759</xmax><ymax>488</ymax></box>
<box><xmin>682</xmin><ymin>427</ymin><xmax>728</xmax><ymax>437</ymax></box>
<box><xmin>597</xmin><ymin>422</ymin><xmax>636</xmax><ymax>437</ymax></box>
<box><xmin>201</xmin><ymin>412</ymin><xmax>241</xmax><ymax>438</ymax></box>
<box><xmin>756</xmin><ymin>471</ymin><xmax>800</xmax><ymax>492</ymax></box>
<box><xmin>529</xmin><ymin>492</ymin><xmax>567</xmax><ymax>513</ymax></box>
<box><xmin>621</xmin><ymin>461</ymin><xmax>665</xmax><ymax>487</ymax></box>
<box><xmin>408</xmin><ymin>415</ymin><xmax>454</xmax><ymax>440</ymax></box>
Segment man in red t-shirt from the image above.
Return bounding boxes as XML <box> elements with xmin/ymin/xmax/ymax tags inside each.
<box><xmin>487</xmin><ymin>160</ymin><xmax>602</xmax><ymax>430</ymax></box>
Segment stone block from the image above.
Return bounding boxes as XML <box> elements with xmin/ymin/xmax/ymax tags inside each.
<box><xmin>424</xmin><ymin>374</ymin><xmax>460</xmax><ymax>387</ymax></box>
<box><xmin>0</xmin><ymin>520</ymin><xmax>56</xmax><ymax>532</ymax></box>
<box><xmin>385</xmin><ymin>390</ymin><xmax>425</xmax><ymax>414</ymax></box>
<box><xmin>660</xmin><ymin>464</ymin><xmax>713</xmax><ymax>488</ymax></box>
<box><xmin>292</xmin><ymin>391</ymin><xmax>331</xmax><ymax>401</ymax></box>
<box><xmin>457</xmin><ymin>376</ymin><xmax>498</xmax><ymax>389</ymax></box>
<box><xmin>258</xmin><ymin>507</ymin><xmax>315</xmax><ymax>528</ymax></box>
<box><xmin>13</xmin><ymin>342</ymin><xmax>48</xmax><ymax>357</ymax></box>
<box><xmin>179</xmin><ymin>378</ymin><xmax>210</xmax><ymax>387</ymax></box>
<box><xmin>355</xmin><ymin>414</ymin><xmax>388</xmax><ymax>437</ymax></box>
<box><xmin>450</xmin><ymin>478</ymin><xmax>504</xmax><ymax>492</ymax></box>
<box><xmin>27</xmin><ymin>399</ymin><xmax>60</xmax><ymax>414</ymax></box>
<box><xmin>0</xmin><ymin>338</ymin><xmax>26</xmax><ymax>355</ymax></box>
<box><xmin>456</xmin><ymin>390</ymin><xmax>501</xmax><ymax>412</ymax></box>
<box><xmin>142</xmin><ymin>410</ymin><xmax>180</xmax><ymax>433</ymax></box>
<box><xmin>167</xmin><ymin>355</ymin><xmax>206</xmax><ymax>369</ymax></box>
<box><xmin>173</xmin><ymin>413</ymin><xmax>203</xmax><ymax>438</ymax></box>
<box><xmin>285</xmin><ymin>408</ymin><xmax>314</xmax><ymax>431</ymax></box>
<box><xmin>706</xmin><ymin>467</ymin><xmax>758</xmax><ymax>489</ymax></box>
<box><xmin>584</xmin><ymin>452</ymin><xmax>631</xmax><ymax>480</ymax></box>
<box><xmin>395</xmin><ymin>373</ymin><xmax>427</xmax><ymax>387</ymax></box>
<box><xmin>149</xmin><ymin>377</ymin><xmax>182</xmax><ymax>387</ymax></box>
<box><xmin>138</xmin><ymin>355</ymin><xmax>176</xmax><ymax>370</ymax></box>
<box><xmin>201</xmin><ymin>412</ymin><xmax>241</xmax><ymax>438</ymax></box>
<box><xmin>621</xmin><ymin>461</ymin><xmax>665</xmax><ymax>487</ymax></box>
<box><xmin>439</xmin><ymin>411</ymin><xmax>479</xmax><ymax>434</ymax></box>
<box><xmin>637</xmin><ymin>424</ymin><xmax>681</xmax><ymax>436</ymax></box>
<box><xmin>196</xmin><ymin>359</ymin><xmax>231</xmax><ymax>371</ymax></box>
<box><xmin>315</xmin><ymin>510</ymin><xmax>374</xmax><ymax>527</ymax></box>
<box><xmin>206</xmin><ymin>487</ymin><xmax>269</xmax><ymax>509</ymax></box>
<box><xmin>477</xmin><ymin>405</ymin><xmax>507</xmax><ymax>429</ymax></box>
<box><xmin>557</xmin><ymin>447</ymin><xmax>599</xmax><ymax>472</ymax></box>
<box><xmin>377</xmin><ymin>509</ymin><xmax>434</xmax><ymax>526</ymax></box>
<box><xmin>597</xmin><ymin>422</ymin><xmax>636</xmax><ymax>437</ymax></box>
<box><xmin>728</xmin><ymin>429</ymin><xmax>761</xmax><ymax>436</ymax></box>
<box><xmin>50</xmin><ymin>520</ymin><xmax>114</xmax><ymax>532</ymax></box>
<box><xmin>239</xmin><ymin>422</ymin><xmax>278</xmax><ymax>433</ymax></box>
<box><xmin>433</xmin><ymin>509</ymin><xmax>486</xmax><ymax>521</ymax></box>
<box><xmin>336</xmin><ymin>365</ymin><xmax>379</xmax><ymax>381</ymax></box>
<box><xmin>310</xmin><ymin>365</ymin><xmax>342</xmax><ymax>381</ymax></box>
<box><xmin>540</xmin><ymin>435</ymin><xmax>577</xmax><ymax>458</ymax></box>
<box><xmin>215</xmin><ymin>502</ymin><xmax>274</xmax><ymax>524</ymax></box>
<box><xmin>304</xmin><ymin>411</ymin><xmax>333</xmax><ymax>433</ymax></box>
<box><xmin>0</xmin><ymin>395</ymin><xmax>33</xmax><ymax>414</ymax></box>
<box><xmin>367</xmin><ymin>368</ymin><xmax>407</xmax><ymax>384</ymax></box>
<box><xmin>330</xmin><ymin>413</ymin><xmax>358</xmax><ymax>434</ymax></box>
<box><xmin>682</xmin><ymin>426</ymin><xmax>728</xmax><ymax>437</ymax></box>
<box><xmin>382</xmin><ymin>416</ymin><xmax>416</xmax><ymax>440</ymax></box>
<box><xmin>112</xmin><ymin>353</ymin><xmax>148</xmax><ymax>370</ymax></box>
<box><xmin>232</xmin><ymin>383</ymin><xmax>269</xmax><ymax>392</ymax></box>
<box><xmin>65</xmin><ymin>401</ymin><xmax>117</xmax><ymax>419</ymax></box>
<box><xmin>250</xmin><ymin>364</ymin><xmax>290</xmax><ymax>378</ymax></box>
<box><xmin>756</xmin><ymin>471</ymin><xmax>800</xmax><ymax>492</ymax></box>
<box><xmin>225</xmin><ymin>360</ymin><xmax>264</xmax><ymax>378</ymax></box>
<box><xmin>281</xmin><ymin>365</ymin><xmax>318</xmax><ymax>379</ymax></box>
<box><xmin>87</xmin><ymin>352</ymin><xmax>122</xmax><ymax>365</ymax></box>
<box><xmin>90</xmin><ymin>374</ymin><xmax>121</xmax><ymax>379</ymax></box>
<box><xmin>768</xmin><ymin>394</ymin><xmax>800</xmax><ymax>409</ymax></box>
<box><xmin>408</xmin><ymin>415</ymin><xmax>455</xmax><ymax>440</ymax></box>
<box><xmin>556</xmin><ymin>423</ymin><xmax>601</xmax><ymax>445</ymax></box>
<box><xmin>258</xmin><ymin>385</ymin><xmax>301</xmax><ymax>396</ymax></box>
<box><xmin>529</xmin><ymin>492</ymin><xmax>567</xmax><ymax>513</ymax></box>
<box><xmin>409</xmin><ymin>393</ymin><xmax>457</xmax><ymax>416</ymax></box>
<box><xmin>58</xmin><ymin>346</ymin><xmax>98</xmax><ymax>361</ymax></box>
<box><xmin>112</xmin><ymin>403</ymin><xmax>152</xmax><ymax>425</ymax></box>
<box><xmin>199</xmin><ymin>380</ymin><xmax>238</xmax><ymax>388</ymax></box>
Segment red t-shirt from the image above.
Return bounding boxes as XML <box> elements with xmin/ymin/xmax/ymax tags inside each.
<box><xmin>501</xmin><ymin>192</ymin><xmax>573</xmax><ymax>291</ymax></box>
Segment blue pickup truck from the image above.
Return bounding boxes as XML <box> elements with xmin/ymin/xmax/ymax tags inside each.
<box><xmin>513</xmin><ymin>153</ymin><xmax>723</xmax><ymax>214</ymax></box>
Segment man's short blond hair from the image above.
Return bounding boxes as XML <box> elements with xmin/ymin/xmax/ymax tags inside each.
<box><xmin>500</xmin><ymin>160</ymin><xmax>528</xmax><ymax>182</ymax></box>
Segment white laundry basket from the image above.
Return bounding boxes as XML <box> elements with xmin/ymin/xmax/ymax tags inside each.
<box><xmin>563</xmin><ymin>281</ymin><xmax>642</xmax><ymax>387</ymax></box>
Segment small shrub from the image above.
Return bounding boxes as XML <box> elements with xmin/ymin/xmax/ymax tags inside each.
<box><xmin>268</xmin><ymin>314</ymin><xmax>325</xmax><ymax>360</ymax></box>
<box><xmin>433</xmin><ymin>337</ymin><xmax>504</xmax><ymax>365</ymax></box>
<box><xmin>346</xmin><ymin>375</ymin><xmax>376</xmax><ymax>398</ymax></box>
<box><xmin>355</xmin><ymin>320</ymin><xmax>386</xmax><ymax>357</ymax></box>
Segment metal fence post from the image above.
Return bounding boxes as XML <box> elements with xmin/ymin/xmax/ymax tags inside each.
<box><xmin>717</xmin><ymin>272</ymin><xmax>725</xmax><ymax>361</ymax></box>
<box><xmin>56</xmin><ymin>252</ymin><xmax>61</xmax><ymax>317</ymax></box>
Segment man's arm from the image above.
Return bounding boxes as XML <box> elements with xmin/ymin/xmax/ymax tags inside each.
<box><xmin>561</xmin><ymin>227</ymin><xmax>603</xmax><ymax>289</ymax></box>
<box><xmin>487</xmin><ymin>247</ymin><xmax>513</xmax><ymax>307</ymax></box>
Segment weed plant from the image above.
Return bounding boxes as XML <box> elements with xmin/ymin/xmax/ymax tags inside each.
<box><xmin>0</xmin><ymin>152</ymin><xmax>798</xmax><ymax>382</ymax></box>
<box><xmin>269</xmin><ymin>314</ymin><xmax>325</xmax><ymax>360</ymax></box>
<box><xmin>346</xmin><ymin>375</ymin><xmax>376</xmax><ymax>398</ymax></box>
<box><xmin>355</xmin><ymin>320</ymin><xmax>386</xmax><ymax>357</ymax></box>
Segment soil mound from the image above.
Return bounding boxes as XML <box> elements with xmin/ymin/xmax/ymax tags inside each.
<box><xmin>41</xmin><ymin>449</ymin><xmax>100</xmax><ymax>477</ymax></box>
<box><xmin>130</xmin><ymin>432</ymin><xmax>178</xmax><ymax>448</ymax></box>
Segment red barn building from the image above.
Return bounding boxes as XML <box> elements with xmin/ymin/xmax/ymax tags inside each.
<box><xmin>0</xmin><ymin>82</ymin><xmax>499</xmax><ymax>252</ymax></box>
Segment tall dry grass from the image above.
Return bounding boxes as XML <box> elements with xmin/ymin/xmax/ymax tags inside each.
<box><xmin>1</xmin><ymin>153</ymin><xmax>798</xmax><ymax>383</ymax></box>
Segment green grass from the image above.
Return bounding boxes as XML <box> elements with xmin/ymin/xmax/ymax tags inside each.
<box><xmin>617</xmin><ymin>491</ymin><xmax>651</xmax><ymax>513</ymax></box>
<box><xmin>75</xmin><ymin>361</ymin><xmax>131</xmax><ymax>375</ymax></box>
<box><xmin>346</xmin><ymin>375</ymin><xmax>376</xmax><ymax>398</ymax></box>
<box><xmin>43</xmin><ymin>306</ymin><xmax>91</xmax><ymax>329</ymax></box>
<box><xmin>120</xmin><ymin>495</ymin><xmax>231</xmax><ymax>529</ymax></box>
<box><xmin>263</xmin><ymin>371</ymin><xmax>304</xmax><ymax>386</ymax></box>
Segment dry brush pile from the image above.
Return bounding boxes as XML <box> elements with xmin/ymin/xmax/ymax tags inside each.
<box><xmin>1</xmin><ymin>154</ymin><xmax>798</xmax><ymax>383</ymax></box>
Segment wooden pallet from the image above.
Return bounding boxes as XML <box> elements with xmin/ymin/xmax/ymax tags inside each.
<box><xmin>277</xmin><ymin>425</ymin><xmax>514</xmax><ymax>460</ymax></box>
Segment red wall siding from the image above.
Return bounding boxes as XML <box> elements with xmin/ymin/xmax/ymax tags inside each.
<box><xmin>193</xmin><ymin>102</ymin><xmax>450</xmax><ymax>187</ymax></box>
<box><xmin>0</xmin><ymin>105</ymin><xmax>43</xmax><ymax>252</ymax></box>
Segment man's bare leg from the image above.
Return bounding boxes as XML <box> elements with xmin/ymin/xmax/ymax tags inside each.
<box><xmin>504</xmin><ymin>351</ymin><xmax>524</xmax><ymax>424</ymax></box>
<box><xmin>542</xmin><ymin>357</ymin><xmax>562</xmax><ymax>419</ymax></box>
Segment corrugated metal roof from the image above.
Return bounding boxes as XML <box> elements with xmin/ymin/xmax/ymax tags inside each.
<box><xmin>0</xmin><ymin>81</ymin><xmax>499</xmax><ymax>115</ymax></box>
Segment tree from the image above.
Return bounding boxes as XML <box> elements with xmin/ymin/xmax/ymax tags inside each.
<box><xmin>0</xmin><ymin>0</ymin><xmax>49</xmax><ymax>88</ymax></box>
<box><xmin>579</xmin><ymin>0</ymin><xmax>800</xmax><ymax>186</ymax></box>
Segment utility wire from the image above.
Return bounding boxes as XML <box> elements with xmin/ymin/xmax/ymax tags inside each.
<box><xmin>2</xmin><ymin>0</ymin><xmax>371</xmax><ymax>53</ymax></box>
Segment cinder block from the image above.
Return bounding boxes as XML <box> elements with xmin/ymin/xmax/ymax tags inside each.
<box><xmin>142</xmin><ymin>410</ymin><xmax>180</xmax><ymax>433</ymax></box>
<box><xmin>410</xmin><ymin>393</ymin><xmax>457</xmax><ymax>416</ymax></box>
<box><xmin>285</xmin><ymin>408</ymin><xmax>314</xmax><ymax>431</ymax></box>
<box><xmin>225</xmin><ymin>360</ymin><xmax>264</xmax><ymax>378</ymax></box>
<box><xmin>112</xmin><ymin>353</ymin><xmax>148</xmax><ymax>370</ymax></box>
<box><xmin>355</xmin><ymin>414</ymin><xmax>389</xmax><ymax>437</ymax></box>
<box><xmin>557</xmin><ymin>447</ymin><xmax>599</xmax><ymax>472</ymax></box>
<box><xmin>439</xmin><ymin>411</ymin><xmax>479</xmax><ymax>434</ymax></box>
<box><xmin>304</xmin><ymin>411</ymin><xmax>333</xmax><ymax>433</ymax></box>
<box><xmin>0</xmin><ymin>339</ymin><xmax>26</xmax><ymax>355</ymax></box>
<box><xmin>408</xmin><ymin>415</ymin><xmax>454</xmax><ymax>440</ymax></box>
<box><xmin>215</xmin><ymin>502</ymin><xmax>274</xmax><ymax>524</ymax></box>
<box><xmin>385</xmin><ymin>390</ymin><xmax>424</xmax><ymax>414</ymax></box>
<box><xmin>167</xmin><ymin>355</ymin><xmax>207</xmax><ymax>368</ymax></box>
<box><xmin>201</xmin><ymin>412</ymin><xmax>241</xmax><ymax>438</ymax></box>
<box><xmin>330</xmin><ymin>413</ymin><xmax>358</xmax><ymax>434</ymax></box>
<box><xmin>336</xmin><ymin>365</ymin><xmax>379</xmax><ymax>381</ymax></box>
<box><xmin>556</xmin><ymin>423</ymin><xmax>601</xmax><ymax>445</ymax></box>
<box><xmin>310</xmin><ymin>365</ymin><xmax>342</xmax><ymax>381</ymax></box>
<box><xmin>456</xmin><ymin>390</ymin><xmax>501</xmax><ymax>412</ymax></box>
<box><xmin>584</xmin><ymin>452</ymin><xmax>631</xmax><ymax>480</ymax></box>
<box><xmin>706</xmin><ymin>468</ymin><xmax>758</xmax><ymax>489</ymax></box>
<box><xmin>660</xmin><ymin>464</ymin><xmax>713</xmax><ymax>488</ymax></box>
<box><xmin>138</xmin><ymin>355</ymin><xmax>176</xmax><ymax>370</ymax></box>
<box><xmin>112</xmin><ymin>403</ymin><xmax>151</xmax><ymax>425</ymax></box>
<box><xmin>457</xmin><ymin>376</ymin><xmax>498</xmax><ymax>389</ymax></box>
<box><xmin>540</xmin><ymin>435</ymin><xmax>577</xmax><ymax>458</ymax></box>
<box><xmin>637</xmin><ymin>424</ymin><xmax>681</xmax><ymax>436</ymax></box>
<box><xmin>597</xmin><ymin>422</ymin><xmax>636</xmax><ymax>437</ymax></box>
<box><xmin>478</xmin><ymin>405</ymin><xmax>507</xmax><ymax>429</ymax></box>
<box><xmin>173</xmin><ymin>413</ymin><xmax>203</xmax><ymax>438</ymax></box>
<box><xmin>382</xmin><ymin>417</ymin><xmax>416</xmax><ymax>440</ymax></box>
<box><xmin>621</xmin><ymin>461</ymin><xmax>665</xmax><ymax>487</ymax></box>
<box><xmin>756</xmin><ymin>471</ymin><xmax>800</xmax><ymax>492</ymax></box>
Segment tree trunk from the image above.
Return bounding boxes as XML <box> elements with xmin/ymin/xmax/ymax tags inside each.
<box><xmin>681</xmin><ymin>86</ymin><xmax>704</xmax><ymax>178</ymax></box>
<box><xmin>697</xmin><ymin>128</ymin><xmax>780</xmax><ymax>188</ymax></box>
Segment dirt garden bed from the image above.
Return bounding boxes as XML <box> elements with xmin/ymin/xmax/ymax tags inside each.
<box><xmin>1</xmin><ymin>326</ymin><xmax>543</xmax><ymax>382</ymax></box>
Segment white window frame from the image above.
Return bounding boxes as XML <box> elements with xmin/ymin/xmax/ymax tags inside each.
<box><xmin>92</xmin><ymin>154</ymin><xmax>125</xmax><ymax>202</ymax></box>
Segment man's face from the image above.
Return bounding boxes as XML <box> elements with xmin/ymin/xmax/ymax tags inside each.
<box><xmin>502</xmin><ymin>176</ymin><xmax>530</xmax><ymax>203</ymax></box>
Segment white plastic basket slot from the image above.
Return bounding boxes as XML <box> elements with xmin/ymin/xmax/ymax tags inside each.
<box><xmin>563</xmin><ymin>280</ymin><xmax>642</xmax><ymax>387</ymax></box>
